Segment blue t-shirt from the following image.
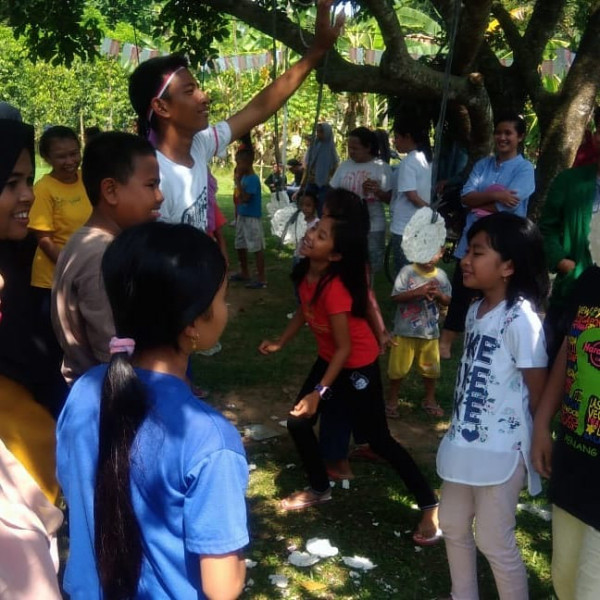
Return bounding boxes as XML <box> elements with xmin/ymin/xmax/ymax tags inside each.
<box><xmin>455</xmin><ymin>154</ymin><xmax>535</xmax><ymax>258</ymax></box>
<box><xmin>57</xmin><ymin>365</ymin><xmax>249</xmax><ymax>599</ymax></box>
<box><xmin>237</xmin><ymin>173</ymin><xmax>262</xmax><ymax>218</ymax></box>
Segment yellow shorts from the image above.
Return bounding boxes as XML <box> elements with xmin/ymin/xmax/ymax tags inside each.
<box><xmin>387</xmin><ymin>336</ymin><xmax>440</xmax><ymax>380</ymax></box>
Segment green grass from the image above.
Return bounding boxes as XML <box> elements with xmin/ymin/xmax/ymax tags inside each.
<box><xmin>187</xmin><ymin>174</ymin><xmax>555</xmax><ymax>600</ymax></box>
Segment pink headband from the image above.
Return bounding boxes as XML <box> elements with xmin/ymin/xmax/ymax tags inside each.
<box><xmin>109</xmin><ymin>336</ymin><xmax>136</xmax><ymax>357</ymax></box>
<box><xmin>146</xmin><ymin>66</ymin><xmax>186</xmax><ymax>123</ymax></box>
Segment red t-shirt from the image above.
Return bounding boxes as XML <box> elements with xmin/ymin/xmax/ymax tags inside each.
<box><xmin>299</xmin><ymin>275</ymin><xmax>379</xmax><ymax>368</ymax></box>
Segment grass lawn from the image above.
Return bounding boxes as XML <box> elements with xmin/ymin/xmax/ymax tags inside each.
<box><xmin>186</xmin><ymin>168</ymin><xmax>555</xmax><ymax>599</ymax></box>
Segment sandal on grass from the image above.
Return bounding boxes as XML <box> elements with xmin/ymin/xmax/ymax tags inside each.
<box><xmin>422</xmin><ymin>402</ymin><xmax>444</xmax><ymax>417</ymax></box>
<box><xmin>412</xmin><ymin>528</ymin><xmax>443</xmax><ymax>547</ymax></box>
<box><xmin>280</xmin><ymin>488</ymin><xmax>332</xmax><ymax>511</ymax></box>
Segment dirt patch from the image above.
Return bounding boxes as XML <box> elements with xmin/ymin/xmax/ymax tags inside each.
<box><xmin>217</xmin><ymin>283</ymin><xmax>447</xmax><ymax>467</ymax></box>
<box><xmin>212</xmin><ymin>387</ymin><xmax>445</xmax><ymax>466</ymax></box>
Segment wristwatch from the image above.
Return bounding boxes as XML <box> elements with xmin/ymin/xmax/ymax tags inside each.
<box><xmin>314</xmin><ymin>383</ymin><xmax>332</xmax><ymax>401</ymax></box>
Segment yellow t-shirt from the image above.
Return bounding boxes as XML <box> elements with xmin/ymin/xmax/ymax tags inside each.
<box><xmin>29</xmin><ymin>172</ymin><xmax>92</xmax><ymax>288</ymax></box>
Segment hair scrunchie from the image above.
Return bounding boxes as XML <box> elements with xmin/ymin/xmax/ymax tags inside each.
<box><xmin>109</xmin><ymin>336</ymin><xmax>136</xmax><ymax>356</ymax></box>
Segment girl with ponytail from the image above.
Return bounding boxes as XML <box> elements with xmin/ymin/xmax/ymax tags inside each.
<box><xmin>57</xmin><ymin>222</ymin><xmax>248</xmax><ymax>600</ymax></box>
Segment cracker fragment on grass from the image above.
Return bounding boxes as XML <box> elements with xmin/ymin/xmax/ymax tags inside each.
<box><xmin>306</xmin><ymin>538</ymin><xmax>339</xmax><ymax>558</ymax></box>
<box><xmin>342</xmin><ymin>556</ymin><xmax>377</xmax><ymax>570</ymax></box>
<box><xmin>268</xmin><ymin>574</ymin><xmax>289</xmax><ymax>588</ymax></box>
<box><xmin>288</xmin><ymin>551</ymin><xmax>320</xmax><ymax>567</ymax></box>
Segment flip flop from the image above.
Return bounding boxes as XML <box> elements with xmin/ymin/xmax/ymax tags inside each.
<box><xmin>412</xmin><ymin>528</ymin><xmax>443</xmax><ymax>546</ymax></box>
<box><xmin>280</xmin><ymin>489</ymin><xmax>332</xmax><ymax>511</ymax></box>
<box><xmin>422</xmin><ymin>402</ymin><xmax>444</xmax><ymax>417</ymax></box>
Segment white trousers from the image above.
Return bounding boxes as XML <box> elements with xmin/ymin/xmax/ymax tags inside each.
<box><xmin>439</xmin><ymin>458</ymin><xmax>528</xmax><ymax>600</ymax></box>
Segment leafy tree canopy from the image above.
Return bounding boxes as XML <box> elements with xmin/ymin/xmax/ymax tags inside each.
<box><xmin>3</xmin><ymin>0</ymin><xmax>600</xmax><ymax>206</ymax></box>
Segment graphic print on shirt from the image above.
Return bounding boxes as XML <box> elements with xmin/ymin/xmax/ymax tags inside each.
<box><xmin>181</xmin><ymin>187</ymin><xmax>208</xmax><ymax>231</ymax></box>
<box><xmin>350</xmin><ymin>371</ymin><xmax>369</xmax><ymax>390</ymax></box>
<box><xmin>451</xmin><ymin>308</ymin><xmax>524</xmax><ymax>446</ymax></box>
<box><xmin>562</xmin><ymin>306</ymin><xmax>600</xmax><ymax>454</ymax></box>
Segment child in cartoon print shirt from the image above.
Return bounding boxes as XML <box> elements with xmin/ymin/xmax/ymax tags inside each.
<box><xmin>532</xmin><ymin>261</ymin><xmax>600</xmax><ymax>600</ymax></box>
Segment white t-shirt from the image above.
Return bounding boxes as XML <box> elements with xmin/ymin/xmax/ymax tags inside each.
<box><xmin>389</xmin><ymin>150</ymin><xmax>431</xmax><ymax>235</ymax></box>
<box><xmin>329</xmin><ymin>158</ymin><xmax>392</xmax><ymax>232</ymax></box>
<box><xmin>436</xmin><ymin>298</ymin><xmax>547</xmax><ymax>494</ymax></box>
<box><xmin>157</xmin><ymin>121</ymin><xmax>231</xmax><ymax>231</ymax></box>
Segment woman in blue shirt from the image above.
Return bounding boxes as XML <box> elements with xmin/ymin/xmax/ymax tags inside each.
<box><xmin>439</xmin><ymin>113</ymin><xmax>535</xmax><ymax>359</ymax></box>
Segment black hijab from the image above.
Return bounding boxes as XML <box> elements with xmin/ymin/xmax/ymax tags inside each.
<box><xmin>0</xmin><ymin>118</ymin><xmax>35</xmax><ymax>194</ymax></box>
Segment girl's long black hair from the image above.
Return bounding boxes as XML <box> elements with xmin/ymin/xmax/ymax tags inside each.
<box><xmin>292</xmin><ymin>188</ymin><xmax>370</xmax><ymax>317</ymax></box>
<box><xmin>95</xmin><ymin>222</ymin><xmax>226</xmax><ymax>599</ymax></box>
<box><xmin>467</xmin><ymin>212</ymin><xmax>550</xmax><ymax>309</ymax></box>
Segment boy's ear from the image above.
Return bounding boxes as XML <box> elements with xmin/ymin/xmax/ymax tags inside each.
<box><xmin>100</xmin><ymin>177</ymin><xmax>119</xmax><ymax>207</ymax></box>
<box><xmin>150</xmin><ymin>97</ymin><xmax>169</xmax><ymax>119</ymax></box>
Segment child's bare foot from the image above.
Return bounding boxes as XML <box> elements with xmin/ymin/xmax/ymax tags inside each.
<box><xmin>280</xmin><ymin>488</ymin><xmax>332</xmax><ymax>511</ymax></box>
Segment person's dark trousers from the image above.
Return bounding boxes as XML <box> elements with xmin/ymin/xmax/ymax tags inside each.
<box><xmin>443</xmin><ymin>260</ymin><xmax>478</xmax><ymax>333</ymax></box>
<box><xmin>287</xmin><ymin>357</ymin><xmax>438</xmax><ymax>508</ymax></box>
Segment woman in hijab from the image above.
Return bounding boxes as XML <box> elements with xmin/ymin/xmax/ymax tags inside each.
<box><xmin>303</xmin><ymin>122</ymin><xmax>339</xmax><ymax>214</ymax></box>
<box><xmin>0</xmin><ymin>114</ymin><xmax>63</xmax><ymax>597</ymax></box>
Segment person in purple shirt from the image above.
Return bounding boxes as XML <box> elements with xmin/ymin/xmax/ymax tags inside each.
<box><xmin>439</xmin><ymin>113</ymin><xmax>535</xmax><ymax>359</ymax></box>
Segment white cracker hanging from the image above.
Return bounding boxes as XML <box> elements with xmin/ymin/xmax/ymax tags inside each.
<box><xmin>401</xmin><ymin>206</ymin><xmax>447</xmax><ymax>264</ymax></box>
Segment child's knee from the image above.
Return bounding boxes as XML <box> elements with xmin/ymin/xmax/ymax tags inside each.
<box><xmin>474</xmin><ymin>522</ymin><xmax>518</xmax><ymax>560</ymax></box>
<box><xmin>438</xmin><ymin>498</ymin><xmax>473</xmax><ymax>542</ymax></box>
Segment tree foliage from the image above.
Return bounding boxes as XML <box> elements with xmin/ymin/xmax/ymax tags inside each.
<box><xmin>0</xmin><ymin>26</ymin><xmax>132</xmax><ymax>136</ymax></box>
<box><xmin>2</xmin><ymin>0</ymin><xmax>599</xmax><ymax>206</ymax></box>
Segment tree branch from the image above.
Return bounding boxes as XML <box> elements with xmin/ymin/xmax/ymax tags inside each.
<box><xmin>430</xmin><ymin>0</ymin><xmax>492</xmax><ymax>74</ymax></box>
<box><xmin>522</xmin><ymin>0</ymin><xmax>567</xmax><ymax>68</ymax></box>
<box><xmin>362</xmin><ymin>0</ymin><xmax>410</xmax><ymax>62</ymax></box>
<box><xmin>490</xmin><ymin>3</ymin><xmax>522</xmax><ymax>53</ymax></box>
<box><xmin>531</xmin><ymin>6</ymin><xmax>600</xmax><ymax>213</ymax></box>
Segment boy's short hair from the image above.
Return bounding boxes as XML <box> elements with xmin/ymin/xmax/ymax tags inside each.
<box><xmin>235</xmin><ymin>147</ymin><xmax>255</xmax><ymax>163</ymax></box>
<box><xmin>82</xmin><ymin>132</ymin><xmax>156</xmax><ymax>207</ymax></box>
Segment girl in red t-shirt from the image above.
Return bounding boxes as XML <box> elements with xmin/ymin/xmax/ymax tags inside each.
<box><xmin>259</xmin><ymin>189</ymin><xmax>440</xmax><ymax>545</ymax></box>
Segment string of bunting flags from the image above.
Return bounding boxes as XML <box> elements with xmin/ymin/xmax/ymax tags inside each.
<box><xmin>99</xmin><ymin>37</ymin><xmax>575</xmax><ymax>76</ymax></box>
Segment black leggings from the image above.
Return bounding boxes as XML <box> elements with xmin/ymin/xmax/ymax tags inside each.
<box><xmin>287</xmin><ymin>357</ymin><xmax>438</xmax><ymax>509</ymax></box>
